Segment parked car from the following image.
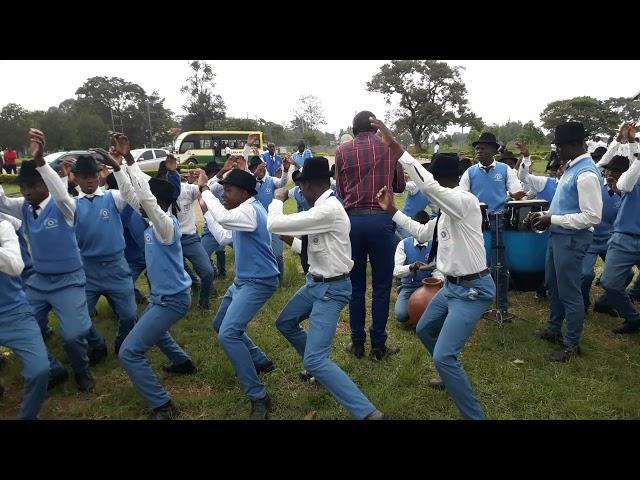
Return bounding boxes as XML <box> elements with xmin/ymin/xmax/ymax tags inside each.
<box><xmin>130</xmin><ymin>148</ymin><xmax>172</xmax><ymax>172</ymax></box>
<box><xmin>44</xmin><ymin>150</ymin><xmax>103</xmax><ymax>173</ymax></box>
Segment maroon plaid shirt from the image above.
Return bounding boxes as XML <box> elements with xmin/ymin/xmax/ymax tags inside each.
<box><xmin>335</xmin><ymin>132</ymin><xmax>406</xmax><ymax>211</ymax></box>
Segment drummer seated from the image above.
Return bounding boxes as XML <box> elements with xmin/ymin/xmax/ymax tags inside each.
<box><xmin>393</xmin><ymin>210</ymin><xmax>445</xmax><ymax>323</ymax></box>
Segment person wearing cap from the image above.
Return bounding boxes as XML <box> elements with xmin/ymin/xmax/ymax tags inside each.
<box><xmin>393</xmin><ymin>210</ymin><xmax>444</xmax><ymax>324</ymax></box>
<box><xmin>335</xmin><ymin>110</ymin><xmax>406</xmax><ymax>361</ymax></box>
<box><xmin>109</xmin><ymin>136</ymin><xmax>196</xmax><ymax>420</ymax></box>
<box><xmin>248</xmin><ymin>154</ymin><xmax>291</xmax><ymax>283</ymax></box>
<box><xmin>373</xmin><ymin>118</ymin><xmax>495</xmax><ymax>420</ymax></box>
<box><xmin>197</xmin><ymin>167</ymin><xmax>280</xmax><ymax>420</ymax></box>
<box><xmin>459</xmin><ymin>132</ymin><xmax>526</xmax><ymax>319</ymax></box>
<box><xmin>200</xmin><ymin>161</ymin><xmax>228</xmax><ymax>279</ymax></box>
<box><xmin>267</xmin><ymin>156</ymin><xmax>390</xmax><ymax>420</ymax></box>
<box><xmin>598</xmin><ymin>123</ymin><xmax>640</xmax><ymax>335</ymax></box>
<box><xmin>396</xmin><ymin>165</ymin><xmax>432</xmax><ymax>240</ymax></box>
<box><xmin>0</xmin><ymin>214</ymin><xmax>50</xmax><ymax>419</ymax></box>
<box><xmin>582</xmin><ymin>154</ymin><xmax>633</xmax><ymax>314</ymax></box>
<box><xmin>261</xmin><ymin>142</ymin><xmax>282</xmax><ymax>177</ymax></box>
<box><xmin>530</xmin><ymin>122</ymin><xmax>603</xmax><ymax>362</ymax></box>
<box><xmin>0</xmin><ymin>129</ymin><xmax>95</xmax><ymax>392</ymax></box>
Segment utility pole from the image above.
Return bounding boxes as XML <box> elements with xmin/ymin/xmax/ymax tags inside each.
<box><xmin>145</xmin><ymin>100</ymin><xmax>153</xmax><ymax>148</ymax></box>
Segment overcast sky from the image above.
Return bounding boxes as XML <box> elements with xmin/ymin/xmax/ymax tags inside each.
<box><xmin>1</xmin><ymin>60</ymin><xmax>638</xmax><ymax>135</ymax></box>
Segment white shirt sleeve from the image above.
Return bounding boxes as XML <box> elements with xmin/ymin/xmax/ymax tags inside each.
<box><xmin>0</xmin><ymin>212</ymin><xmax>22</xmax><ymax>231</ymax></box>
<box><xmin>127</xmin><ymin>163</ymin><xmax>175</xmax><ymax>244</ymax></box>
<box><xmin>598</xmin><ymin>140</ymin><xmax>620</xmax><ymax>167</ymax></box>
<box><xmin>0</xmin><ymin>220</ymin><xmax>24</xmax><ymax>277</ymax></box>
<box><xmin>271</xmin><ymin>169</ymin><xmax>289</xmax><ymax>188</ymax></box>
<box><xmin>617</xmin><ymin>143</ymin><xmax>640</xmax><ymax>193</ymax></box>
<box><xmin>393</xmin><ymin>240</ymin><xmax>411</xmax><ymax>278</ymax></box>
<box><xmin>267</xmin><ymin>199</ymin><xmax>336</xmax><ymax>236</ymax></box>
<box><xmin>203</xmin><ymin>211</ymin><xmax>233</xmax><ymax>246</ymax></box>
<box><xmin>36</xmin><ymin>162</ymin><xmax>75</xmax><ymax>226</ymax></box>
<box><xmin>0</xmin><ymin>184</ymin><xmax>25</xmax><ymax>220</ymax></box>
<box><xmin>550</xmin><ymin>171</ymin><xmax>602</xmax><ymax>230</ymax></box>
<box><xmin>432</xmin><ymin>269</ymin><xmax>445</xmax><ymax>282</ymax></box>
<box><xmin>291</xmin><ymin>237</ymin><xmax>302</xmax><ymax>255</ymax></box>
<box><xmin>458</xmin><ymin>169</ymin><xmax>471</xmax><ymax>192</ymax></box>
<box><xmin>392</xmin><ymin>210</ymin><xmax>436</xmax><ymax>244</ymax></box>
<box><xmin>113</xmin><ymin>168</ymin><xmax>142</xmax><ymax>211</ymax></box>
<box><xmin>507</xmin><ymin>167</ymin><xmax>524</xmax><ymax>194</ymax></box>
<box><xmin>518</xmin><ymin>160</ymin><xmax>550</xmax><ymax>193</ymax></box>
<box><xmin>405</xmin><ymin>181</ymin><xmax>418</xmax><ymax>196</ymax></box>
<box><xmin>201</xmin><ymin>189</ymin><xmax>257</xmax><ymax>232</ymax></box>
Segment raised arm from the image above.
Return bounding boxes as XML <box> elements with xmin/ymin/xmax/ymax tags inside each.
<box><xmin>0</xmin><ymin>184</ymin><xmax>25</xmax><ymax>219</ymax></box>
<box><xmin>0</xmin><ymin>220</ymin><xmax>24</xmax><ymax>277</ymax></box>
<box><xmin>267</xmin><ymin>197</ymin><xmax>337</xmax><ymax>236</ymax></box>
<box><xmin>617</xmin><ymin>141</ymin><xmax>640</xmax><ymax>193</ymax></box>
<box><xmin>203</xmin><ymin>211</ymin><xmax>233</xmax><ymax>247</ymax></box>
<box><xmin>197</xmin><ymin>170</ymin><xmax>257</xmax><ymax>232</ymax></box>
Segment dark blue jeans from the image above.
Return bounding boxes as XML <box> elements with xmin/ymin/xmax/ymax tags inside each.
<box><xmin>348</xmin><ymin>212</ymin><xmax>397</xmax><ymax>347</ymax></box>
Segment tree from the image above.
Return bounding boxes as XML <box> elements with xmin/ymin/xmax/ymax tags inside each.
<box><xmin>367</xmin><ymin>60</ymin><xmax>473</xmax><ymax>152</ymax></box>
<box><xmin>180</xmin><ymin>60</ymin><xmax>226</xmax><ymax>130</ymax></box>
<box><xmin>290</xmin><ymin>94</ymin><xmax>326</xmax><ymax>133</ymax></box>
<box><xmin>0</xmin><ymin>103</ymin><xmax>31</xmax><ymax>152</ymax></box>
<box><xmin>540</xmin><ymin>96</ymin><xmax>619</xmax><ymax>137</ymax></box>
<box><xmin>604</xmin><ymin>97</ymin><xmax>640</xmax><ymax>125</ymax></box>
<box><xmin>517</xmin><ymin>121</ymin><xmax>546</xmax><ymax>146</ymax></box>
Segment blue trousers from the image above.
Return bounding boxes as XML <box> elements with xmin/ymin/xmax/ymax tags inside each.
<box><xmin>127</xmin><ymin>255</ymin><xmax>149</xmax><ymax>300</ymax></box>
<box><xmin>488</xmin><ymin>215</ymin><xmax>508</xmax><ymax>311</ymax></box>
<box><xmin>0</xmin><ymin>304</ymin><xmax>50</xmax><ymax>420</ymax></box>
<box><xmin>25</xmin><ymin>273</ymin><xmax>91</xmax><ymax>376</ymax></box>
<box><xmin>212</xmin><ymin>276</ymin><xmax>278</xmax><ymax>401</ymax></box>
<box><xmin>201</xmin><ymin>232</ymin><xmax>227</xmax><ymax>276</ymax></box>
<box><xmin>395</xmin><ymin>284</ymin><xmax>420</xmax><ymax>323</ymax></box>
<box><xmin>181</xmin><ymin>233</ymin><xmax>215</xmax><ymax>305</ymax></box>
<box><xmin>416</xmin><ymin>275</ymin><xmax>495</xmax><ymax>420</ymax></box>
<box><xmin>348</xmin><ymin>213</ymin><xmax>397</xmax><ymax>347</ymax></box>
<box><xmin>271</xmin><ymin>233</ymin><xmax>284</xmax><ymax>283</ymax></box>
<box><xmin>83</xmin><ymin>257</ymin><xmax>137</xmax><ymax>352</ymax></box>
<box><xmin>118</xmin><ymin>289</ymin><xmax>192</xmax><ymax>409</ymax></box>
<box><xmin>546</xmin><ymin>231</ymin><xmax>592</xmax><ymax>347</ymax></box>
<box><xmin>276</xmin><ymin>276</ymin><xmax>376</xmax><ymax>419</ymax></box>
<box><xmin>581</xmin><ymin>248</ymin><xmax>634</xmax><ymax>309</ymax></box>
<box><xmin>600</xmin><ymin>233</ymin><xmax>640</xmax><ymax>326</ymax></box>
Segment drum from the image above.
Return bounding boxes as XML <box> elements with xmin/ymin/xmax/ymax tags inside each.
<box><xmin>504</xmin><ymin>200</ymin><xmax>550</xmax><ymax>291</ymax></box>
<box><xmin>479</xmin><ymin>202</ymin><xmax>492</xmax><ymax>266</ymax></box>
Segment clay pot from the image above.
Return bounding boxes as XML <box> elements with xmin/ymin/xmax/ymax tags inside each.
<box><xmin>407</xmin><ymin>278</ymin><xmax>444</xmax><ymax>329</ymax></box>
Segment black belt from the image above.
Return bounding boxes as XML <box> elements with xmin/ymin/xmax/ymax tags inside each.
<box><xmin>346</xmin><ymin>208</ymin><xmax>386</xmax><ymax>215</ymax></box>
<box><xmin>446</xmin><ymin>268</ymin><xmax>490</xmax><ymax>285</ymax></box>
<box><xmin>311</xmin><ymin>273</ymin><xmax>350</xmax><ymax>283</ymax></box>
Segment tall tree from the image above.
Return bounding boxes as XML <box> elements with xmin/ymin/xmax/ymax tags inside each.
<box><xmin>540</xmin><ymin>96</ymin><xmax>619</xmax><ymax>137</ymax></box>
<box><xmin>604</xmin><ymin>97</ymin><xmax>640</xmax><ymax>125</ymax></box>
<box><xmin>0</xmin><ymin>103</ymin><xmax>31</xmax><ymax>152</ymax></box>
<box><xmin>180</xmin><ymin>60</ymin><xmax>226</xmax><ymax>130</ymax></box>
<box><xmin>367</xmin><ymin>60</ymin><xmax>472</xmax><ymax>151</ymax></box>
<box><xmin>290</xmin><ymin>94</ymin><xmax>326</xmax><ymax>134</ymax></box>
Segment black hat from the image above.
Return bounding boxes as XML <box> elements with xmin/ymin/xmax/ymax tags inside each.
<box><xmin>248</xmin><ymin>156</ymin><xmax>262</xmax><ymax>170</ymax></box>
<box><xmin>498</xmin><ymin>150</ymin><xmax>518</xmax><ymax>162</ymax></box>
<box><xmin>16</xmin><ymin>160</ymin><xmax>43</xmax><ymax>185</ymax></box>
<box><xmin>218</xmin><ymin>168</ymin><xmax>258</xmax><ymax>196</ymax></box>
<box><xmin>204</xmin><ymin>161</ymin><xmax>220</xmax><ymax>175</ymax></box>
<box><xmin>472</xmin><ymin>132</ymin><xmax>500</xmax><ymax>150</ymax></box>
<box><xmin>291</xmin><ymin>170</ymin><xmax>302</xmax><ymax>183</ymax></box>
<box><xmin>458</xmin><ymin>158</ymin><xmax>472</xmax><ymax>175</ymax></box>
<box><xmin>148</xmin><ymin>178</ymin><xmax>176</xmax><ymax>205</ymax></box>
<box><xmin>605</xmin><ymin>155</ymin><xmax>630</xmax><ymax>173</ymax></box>
<box><xmin>429</xmin><ymin>153</ymin><xmax>460</xmax><ymax>180</ymax></box>
<box><xmin>413</xmin><ymin>210</ymin><xmax>430</xmax><ymax>224</ymax></box>
<box><xmin>554</xmin><ymin>121</ymin><xmax>589</xmax><ymax>146</ymax></box>
<box><xmin>592</xmin><ymin>146</ymin><xmax>607</xmax><ymax>160</ymax></box>
<box><xmin>71</xmin><ymin>154</ymin><xmax>101</xmax><ymax>175</ymax></box>
<box><xmin>297</xmin><ymin>157</ymin><xmax>332</xmax><ymax>182</ymax></box>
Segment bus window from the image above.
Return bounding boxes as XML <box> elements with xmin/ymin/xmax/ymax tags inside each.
<box><xmin>179</xmin><ymin>133</ymin><xmax>200</xmax><ymax>153</ymax></box>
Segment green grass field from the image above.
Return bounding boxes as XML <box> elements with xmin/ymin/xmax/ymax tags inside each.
<box><xmin>1</xmin><ymin>164</ymin><xmax>639</xmax><ymax>420</ymax></box>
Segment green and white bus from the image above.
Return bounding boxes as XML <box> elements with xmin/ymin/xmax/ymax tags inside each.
<box><xmin>173</xmin><ymin>130</ymin><xmax>265</xmax><ymax>166</ymax></box>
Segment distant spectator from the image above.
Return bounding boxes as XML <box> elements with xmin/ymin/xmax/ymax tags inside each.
<box><xmin>262</xmin><ymin>142</ymin><xmax>282</xmax><ymax>177</ymax></box>
<box><xmin>292</xmin><ymin>141</ymin><xmax>312</xmax><ymax>171</ymax></box>
<box><xmin>3</xmin><ymin>147</ymin><xmax>17</xmax><ymax>174</ymax></box>
<box><xmin>433</xmin><ymin>141</ymin><xmax>440</xmax><ymax>153</ymax></box>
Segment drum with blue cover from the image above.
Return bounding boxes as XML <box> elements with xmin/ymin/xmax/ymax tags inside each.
<box><xmin>504</xmin><ymin>200</ymin><xmax>549</xmax><ymax>291</ymax></box>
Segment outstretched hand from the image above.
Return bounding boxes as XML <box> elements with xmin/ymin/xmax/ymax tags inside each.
<box><xmin>29</xmin><ymin>128</ymin><xmax>46</xmax><ymax>165</ymax></box>
<box><xmin>376</xmin><ymin>185</ymin><xmax>397</xmax><ymax>215</ymax></box>
<box><xmin>91</xmin><ymin>147</ymin><xmax>120</xmax><ymax>170</ymax></box>
<box><xmin>195</xmin><ymin>169</ymin><xmax>209</xmax><ymax>189</ymax></box>
<box><xmin>274</xmin><ymin>187</ymin><xmax>288</xmax><ymax>202</ymax></box>
<box><xmin>109</xmin><ymin>131</ymin><xmax>130</xmax><ymax>157</ymax></box>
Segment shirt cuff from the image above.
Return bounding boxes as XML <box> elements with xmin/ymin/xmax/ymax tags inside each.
<box><xmin>550</xmin><ymin>215</ymin><xmax>562</xmax><ymax>226</ymax></box>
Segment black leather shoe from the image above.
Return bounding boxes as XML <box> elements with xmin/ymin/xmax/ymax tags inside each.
<box><xmin>346</xmin><ymin>342</ymin><xmax>365</xmax><ymax>359</ymax></box>
<box><xmin>48</xmin><ymin>369</ymin><xmax>69</xmax><ymax>390</ymax></box>
<box><xmin>75</xmin><ymin>370</ymin><xmax>95</xmax><ymax>392</ymax></box>
<box><xmin>547</xmin><ymin>344</ymin><xmax>581</xmax><ymax>363</ymax></box>
<box><xmin>256</xmin><ymin>360</ymin><xmax>275</xmax><ymax>375</ymax></box>
<box><xmin>533</xmin><ymin>329</ymin><xmax>564</xmax><ymax>345</ymax></box>
<box><xmin>369</xmin><ymin>345</ymin><xmax>400</xmax><ymax>361</ymax></box>
<box><xmin>162</xmin><ymin>359</ymin><xmax>197</xmax><ymax>375</ymax></box>
<box><xmin>612</xmin><ymin>322</ymin><xmax>640</xmax><ymax>335</ymax></box>
<box><xmin>364</xmin><ymin>409</ymin><xmax>391</xmax><ymax>420</ymax></box>
<box><xmin>299</xmin><ymin>370</ymin><xmax>315</xmax><ymax>382</ymax></box>
<box><xmin>88</xmin><ymin>345</ymin><xmax>108</xmax><ymax>366</ymax></box>
<box><xmin>249</xmin><ymin>394</ymin><xmax>272</xmax><ymax>420</ymax></box>
<box><xmin>148</xmin><ymin>401</ymin><xmax>180</xmax><ymax>420</ymax></box>
<box><xmin>429</xmin><ymin>377</ymin><xmax>446</xmax><ymax>390</ymax></box>
<box><xmin>593</xmin><ymin>302</ymin><xmax>620</xmax><ymax>317</ymax></box>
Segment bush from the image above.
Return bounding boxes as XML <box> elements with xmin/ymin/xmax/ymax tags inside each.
<box><xmin>0</xmin><ymin>174</ymin><xmax>17</xmax><ymax>184</ymax></box>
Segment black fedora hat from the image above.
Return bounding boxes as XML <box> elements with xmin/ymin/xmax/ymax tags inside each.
<box><xmin>498</xmin><ymin>150</ymin><xmax>518</xmax><ymax>162</ymax></box>
<box><xmin>472</xmin><ymin>132</ymin><xmax>500</xmax><ymax>150</ymax></box>
<box><xmin>297</xmin><ymin>157</ymin><xmax>332</xmax><ymax>182</ymax></box>
<box><xmin>429</xmin><ymin>153</ymin><xmax>460</xmax><ymax>180</ymax></box>
<box><xmin>148</xmin><ymin>178</ymin><xmax>176</xmax><ymax>205</ymax></box>
<box><xmin>605</xmin><ymin>155</ymin><xmax>630</xmax><ymax>173</ymax></box>
<box><xmin>218</xmin><ymin>168</ymin><xmax>258</xmax><ymax>196</ymax></box>
<box><xmin>248</xmin><ymin>156</ymin><xmax>263</xmax><ymax>170</ymax></box>
<box><xmin>554</xmin><ymin>121</ymin><xmax>589</xmax><ymax>146</ymax></box>
<box><xmin>71</xmin><ymin>154</ymin><xmax>101</xmax><ymax>175</ymax></box>
<box><xmin>592</xmin><ymin>146</ymin><xmax>607</xmax><ymax>160</ymax></box>
<box><xmin>16</xmin><ymin>160</ymin><xmax>43</xmax><ymax>185</ymax></box>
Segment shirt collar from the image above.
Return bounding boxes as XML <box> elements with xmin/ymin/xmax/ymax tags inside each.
<box><xmin>568</xmin><ymin>153</ymin><xmax>591</xmax><ymax>168</ymax></box>
<box><xmin>77</xmin><ymin>186</ymin><xmax>105</xmax><ymax>199</ymax></box>
<box><xmin>413</xmin><ymin>238</ymin><xmax>426</xmax><ymax>247</ymax></box>
<box><xmin>33</xmin><ymin>194</ymin><xmax>51</xmax><ymax>213</ymax></box>
<box><xmin>313</xmin><ymin>189</ymin><xmax>334</xmax><ymax>206</ymax></box>
<box><xmin>479</xmin><ymin>160</ymin><xmax>497</xmax><ymax>170</ymax></box>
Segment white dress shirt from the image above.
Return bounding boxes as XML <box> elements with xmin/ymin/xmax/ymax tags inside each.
<box><xmin>393</xmin><ymin>151</ymin><xmax>487</xmax><ymax>277</ymax></box>
<box><xmin>267</xmin><ymin>189</ymin><xmax>354</xmax><ymax>278</ymax></box>
<box><xmin>0</xmin><ymin>219</ymin><xmax>24</xmax><ymax>277</ymax></box>
<box><xmin>546</xmin><ymin>153</ymin><xmax>602</xmax><ymax>231</ymax></box>
<box><xmin>175</xmin><ymin>183</ymin><xmax>200</xmax><ymax>235</ymax></box>
<box><xmin>393</xmin><ymin>237</ymin><xmax>444</xmax><ymax>280</ymax></box>
<box><xmin>76</xmin><ymin>186</ymin><xmax>131</xmax><ymax>213</ymax></box>
<box><xmin>598</xmin><ymin>140</ymin><xmax>635</xmax><ymax>168</ymax></box>
<box><xmin>518</xmin><ymin>156</ymin><xmax>555</xmax><ymax>194</ymax></box>
<box><xmin>203</xmin><ymin>210</ymin><xmax>233</xmax><ymax>247</ymax></box>
<box><xmin>459</xmin><ymin>160</ymin><xmax>524</xmax><ymax>195</ymax></box>
<box><xmin>200</xmin><ymin>189</ymin><xmax>258</xmax><ymax>233</ymax></box>
<box><xmin>0</xmin><ymin>211</ymin><xmax>21</xmax><ymax>231</ymax></box>
<box><xmin>118</xmin><ymin>162</ymin><xmax>175</xmax><ymax>244</ymax></box>
<box><xmin>616</xmin><ymin>143</ymin><xmax>640</xmax><ymax>193</ymax></box>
